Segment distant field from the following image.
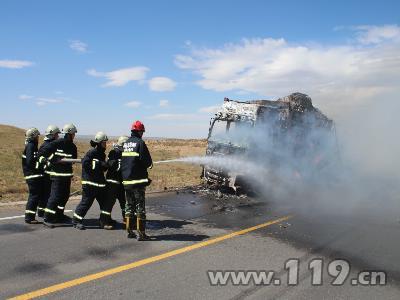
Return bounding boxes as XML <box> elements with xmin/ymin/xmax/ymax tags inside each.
<box><xmin>0</xmin><ymin>124</ymin><xmax>206</xmax><ymax>203</ymax></box>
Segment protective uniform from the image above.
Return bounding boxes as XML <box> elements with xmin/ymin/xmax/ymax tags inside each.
<box><xmin>121</xmin><ymin>121</ymin><xmax>153</xmax><ymax>240</ymax></box>
<box><xmin>22</xmin><ymin>128</ymin><xmax>44</xmax><ymax>223</ymax></box>
<box><xmin>36</xmin><ymin>125</ymin><xmax>61</xmax><ymax>218</ymax></box>
<box><xmin>73</xmin><ymin>132</ymin><xmax>112</xmax><ymax>230</ymax></box>
<box><xmin>105</xmin><ymin>136</ymin><xmax>129</xmax><ymax>223</ymax></box>
<box><xmin>38</xmin><ymin>124</ymin><xmax>78</xmax><ymax>226</ymax></box>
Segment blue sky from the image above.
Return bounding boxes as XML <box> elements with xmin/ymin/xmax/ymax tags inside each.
<box><xmin>1</xmin><ymin>0</ymin><xmax>399</xmax><ymax>138</ymax></box>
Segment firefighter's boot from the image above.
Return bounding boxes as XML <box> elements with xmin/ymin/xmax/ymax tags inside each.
<box><xmin>136</xmin><ymin>217</ymin><xmax>150</xmax><ymax>241</ymax></box>
<box><xmin>37</xmin><ymin>207</ymin><xmax>45</xmax><ymax>218</ymax></box>
<box><xmin>43</xmin><ymin>211</ymin><xmax>56</xmax><ymax>228</ymax></box>
<box><xmin>99</xmin><ymin>213</ymin><xmax>114</xmax><ymax>230</ymax></box>
<box><xmin>126</xmin><ymin>216</ymin><xmax>136</xmax><ymax>239</ymax></box>
<box><xmin>72</xmin><ymin>216</ymin><xmax>85</xmax><ymax>230</ymax></box>
<box><xmin>25</xmin><ymin>210</ymin><xmax>39</xmax><ymax>224</ymax></box>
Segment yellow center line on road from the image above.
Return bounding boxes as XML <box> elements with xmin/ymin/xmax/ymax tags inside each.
<box><xmin>9</xmin><ymin>215</ymin><xmax>291</xmax><ymax>300</ymax></box>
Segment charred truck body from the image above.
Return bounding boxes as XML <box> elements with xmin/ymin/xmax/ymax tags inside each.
<box><xmin>203</xmin><ymin>93</ymin><xmax>338</xmax><ymax>191</ymax></box>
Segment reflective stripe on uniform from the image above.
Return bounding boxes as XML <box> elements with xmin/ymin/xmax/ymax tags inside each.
<box><xmin>73</xmin><ymin>213</ymin><xmax>83</xmax><ymax>220</ymax></box>
<box><xmin>48</xmin><ymin>153</ymin><xmax>54</xmax><ymax>160</ymax></box>
<box><xmin>57</xmin><ymin>206</ymin><xmax>64</xmax><ymax>210</ymax></box>
<box><xmin>92</xmin><ymin>159</ymin><xmax>100</xmax><ymax>170</ymax></box>
<box><xmin>25</xmin><ymin>210</ymin><xmax>36</xmax><ymax>214</ymax></box>
<box><xmin>35</xmin><ymin>161</ymin><xmax>40</xmax><ymax>169</ymax></box>
<box><xmin>117</xmin><ymin>159</ymin><xmax>121</xmax><ymax>171</ymax></box>
<box><xmin>47</xmin><ymin>171</ymin><xmax>73</xmax><ymax>177</ymax></box>
<box><xmin>56</xmin><ymin>149</ymin><xmax>64</xmax><ymax>152</ymax></box>
<box><xmin>106</xmin><ymin>179</ymin><xmax>120</xmax><ymax>184</ymax></box>
<box><xmin>22</xmin><ymin>154</ymin><xmax>27</xmax><ymax>158</ymax></box>
<box><xmin>45</xmin><ymin>208</ymin><xmax>56</xmax><ymax>214</ymax></box>
<box><xmin>37</xmin><ymin>207</ymin><xmax>45</xmax><ymax>211</ymax></box>
<box><xmin>39</xmin><ymin>156</ymin><xmax>46</xmax><ymax>163</ymax></box>
<box><xmin>55</xmin><ymin>152</ymin><xmax>73</xmax><ymax>157</ymax></box>
<box><xmin>122</xmin><ymin>178</ymin><xmax>148</xmax><ymax>185</ymax></box>
<box><xmin>24</xmin><ymin>174</ymin><xmax>44</xmax><ymax>180</ymax></box>
<box><xmin>81</xmin><ymin>181</ymin><xmax>106</xmax><ymax>187</ymax></box>
<box><xmin>122</xmin><ymin>152</ymin><xmax>139</xmax><ymax>157</ymax></box>
<box><xmin>100</xmin><ymin>211</ymin><xmax>111</xmax><ymax>215</ymax></box>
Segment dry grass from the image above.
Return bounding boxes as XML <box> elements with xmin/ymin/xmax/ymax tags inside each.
<box><xmin>0</xmin><ymin>124</ymin><xmax>206</xmax><ymax>203</ymax></box>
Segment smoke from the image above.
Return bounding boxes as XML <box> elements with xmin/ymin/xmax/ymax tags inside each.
<box><xmin>159</xmin><ymin>94</ymin><xmax>399</xmax><ymax>219</ymax></box>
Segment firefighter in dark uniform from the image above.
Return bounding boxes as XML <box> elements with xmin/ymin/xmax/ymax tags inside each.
<box><xmin>22</xmin><ymin>128</ymin><xmax>44</xmax><ymax>224</ymax></box>
<box><xmin>121</xmin><ymin>121</ymin><xmax>153</xmax><ymax>240</ymax></box>
<box><xmin>105</xmin><ymin>135</ymin><xmax>129</xmax><ymax>223</ymax></box>
<box><xmin>72</xmin><ymin>132</ymin><xmax>113</xmax><ymax>230</ymax></box>
<box><xmin>38</xmin><ymin>123</ymin><xmax>78</xmax><ymax>227</ymax></box>
<box><xmin>37</xmin><ymin>125</ymin><xmax>61</xmax><ymax>218</ymax></box>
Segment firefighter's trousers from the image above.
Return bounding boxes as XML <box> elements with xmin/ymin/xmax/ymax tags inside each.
<box><xmin>44</xmin><ymin>177</ymin><xmax>71</xmax><ymax>222</ymax></box>
<box><xmin>74</xmin><ymin>184</ymin><xmax>110</xmax><ymax>224</ymax></box>
<box><xmin>25</xmin><ymin>178</ymin><xmax>46</xmax><ymax>221</ymax></box>
<box><xmin>106</xmin><ymin>182</ymin><xmax>126</xmax><ymax>218</ymax></box>
<box><xmin>125</xmin><ymin>186</ymin><xmax>146</xmax><ymax>219</ymax></box>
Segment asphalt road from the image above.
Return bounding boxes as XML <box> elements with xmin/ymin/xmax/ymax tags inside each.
<box><xmin>1</xmin><ymin>188</ymin><xmax>399</xmax><ymax>299</ymax></box>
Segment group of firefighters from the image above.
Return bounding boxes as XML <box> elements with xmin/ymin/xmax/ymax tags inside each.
<box><xmin>21</xmin><ymin>120</ymin><xmax>152</xmax><ymax>241</ymax></box>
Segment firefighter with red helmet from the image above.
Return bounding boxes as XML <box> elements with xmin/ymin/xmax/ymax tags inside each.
<box><xmin>121</xmin><ymin>121</ymin><xmax>153</xmax><ymax>240</ymax></box>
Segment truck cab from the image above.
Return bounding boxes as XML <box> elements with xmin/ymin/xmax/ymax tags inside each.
<box><xmin>203</xmin><ymin>93</ymin><xmax>337</xmax><ymax>191</ymax></box>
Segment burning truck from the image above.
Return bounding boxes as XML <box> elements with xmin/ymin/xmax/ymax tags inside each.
<box><xmin>202</xmin><ymin>93</ymin><xmax>339</xmax><ymax>191</ymax></box>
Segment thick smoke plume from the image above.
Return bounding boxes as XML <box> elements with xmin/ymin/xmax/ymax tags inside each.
<box><xmin>159</xmin><ymin>95</ymin><xmax>399</xmax><ymax>220</ymax></box>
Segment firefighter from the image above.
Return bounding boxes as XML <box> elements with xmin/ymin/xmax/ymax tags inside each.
<box><xmin>22</xmin><ymin>128</ymin><xmax>44</xmax><ymax>224</ymax></box>
<box><xmin>37</xmin><ymin>125</ymin><xmax>61</xmax><ymax>218</ymax></box>
<box><xmin>72</xmin><ymin>132</ymin><xmax>113</xmax><ymax>230</ymax></box>
<box><xmin>105</xmin><ymin>135</ymin><xmax>129</xmax><ymax>224</ymax></box>
<box><xmin>121</xmin><ymin>121</ymin><xmax>153</xmax><ymax>240</ymax></box>
<box><xmin>38</xmin><ymin>123</ymin><xmax>78</xmax><ymax>227</ymax></box>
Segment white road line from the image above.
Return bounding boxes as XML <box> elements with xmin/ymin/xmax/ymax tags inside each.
<box><xmin>0</xmin><ymin>210</ymin><xmax>73</xmax><ymax>221</ymax></box>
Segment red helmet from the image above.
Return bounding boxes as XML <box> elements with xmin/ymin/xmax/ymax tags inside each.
<box><xmin>131</xmin><ymin>120</ymin><xmax>145</xmax><ymax>132</ymax></box>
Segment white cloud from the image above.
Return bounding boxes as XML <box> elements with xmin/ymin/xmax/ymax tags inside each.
<box><xmin>355</xmin><ymin>25</ymin><xmax>400</xmax><ymax>44</ymax></box>
<box><xmin>69</xmin><ymin>40</ymin><xmax>88</xmax><ymax>53</ymax></box>
<box><xmin>0</xmin><ymin>60</ymin><xmax>34</xmax><ymax>69</ymax></box>
<box><xmin>148</xmin><ymin>77</ymin><xmax>177</xmax><ymax>91</ymax></box>
<box><xmin>199</xmin><ymin>105</ymin><xmax>220</xmax><ymax>113</ymax></box>
<box><xmin>18</xmin><ymin>94</ymin><xmax>64</xmax><ymax>106</ymax></box>
<box><xmin>159</xmin><ymin>99</ymin><xmax>169</xmax><ymax>107</ymax></box>
<box><xmin>35</xmin><ymin>97</ymin><xmax>63</xmax><ymax>106</ymax></box>
<box><xmin>19</xmin><ymin>94</ymin><xmax>33</xmax><ymax>100</ymax></box>
<box><xmin>175</xmin><ymin>25</ymin><xmax>400</xmax><ymax>113</ymax></box>
<box><xmin>125</xmin><ymin>101</ymin><xmax>142</xmax><ymax>108</ymax></box>
<box><xmin>88</xmin><ymin>67</ymin><xmax>149</xmax><ymax>87</ymax></box>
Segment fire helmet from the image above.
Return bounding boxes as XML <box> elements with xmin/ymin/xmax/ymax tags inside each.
<box><xmin>131</xmin><ymin>121</ymin><xmax>145</xmax><ymax>132</ymax></box>
<box><xmin>62</xmin><ymin>123</ymin><xmax>78</xmax><ymax>134</ymax></box>
<box><xmin>117</xmin><ymin>135</ymin><xmax>129</xmax><ymax>146</ymax></box>
<box><xmin>25</xmin><ymin>127</ymin><xmax>40</xmax><ymax>140</ymax></box>
<box><xmin>45</xmin><ymin>125</ymin><xmax>61</xmax><ymax>138</ymax></box>
<box><xmin>92</xmin><ymin>131</ymin><xmax>108</xmax><ymax>143</ymax></box>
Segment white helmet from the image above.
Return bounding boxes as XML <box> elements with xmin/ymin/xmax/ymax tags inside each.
<box><xmin>25</xmin><ymin>127</ymin><xmax>40</xmax><ymax>140</ymax></box>
<box><xmin>117</xmin><ymin>135</ymin><xmax>129</xmax><ymax>146</ymax></box>
<box><xmin>62</xmin><ymin>123</ymin><xmax>77</xmax><ymax>134</ymax></box>
<box><xmin>92</xmin><ymin>131</ymin><xmax>108</xmax><ymax>143</ymax></box>
<box><xmin>45</xmin><ymin>125</ymin><xmax>61</xmax><ymax>138</ymax></box>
